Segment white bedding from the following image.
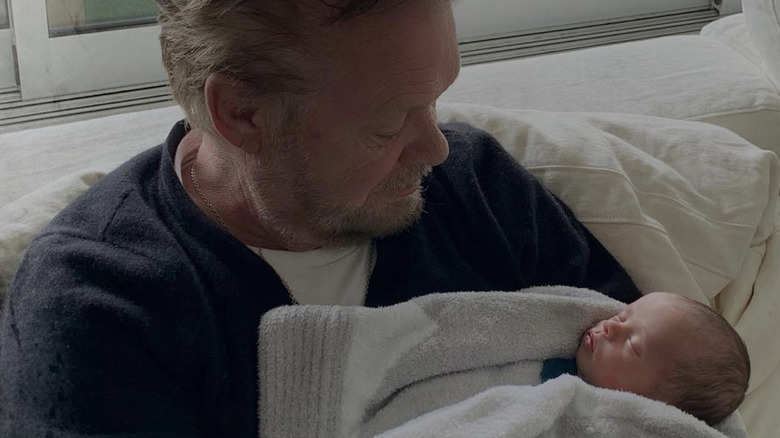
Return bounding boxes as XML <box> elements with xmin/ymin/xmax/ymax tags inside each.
<box><xmin>440</xmin><ymin>34</ymin><xmax>780</xmax><ymax>155</ymax></box>
<box><xmin>721</xmin><ymin>205</ymin><xmax>780</xmax><ymax>438</ymax></box>
<box><xmin>0</xmin><ymin>105</ymin><xmax>184</xmax><ymax>208</ymax></box>
<box><xmin>700</xmin><ymin>13</ymin><xmax>764</xmax><ymax>67</ymax></box>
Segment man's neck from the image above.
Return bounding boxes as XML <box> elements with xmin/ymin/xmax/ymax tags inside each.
<box><xmin>179</xmin><ymin>130</ymin><xmax>325</xmax><ymax>252</ymax></box>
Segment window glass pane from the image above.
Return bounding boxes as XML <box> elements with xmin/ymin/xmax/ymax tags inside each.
<box><xmin>1</xmin><ymin>0</ymin><xmax>9</xmax><ymax>29</ymax></box>
<box><xmin>47</xmin><ymin>0</ymin><xmax>158</xmax><ymax>37</ymax></box>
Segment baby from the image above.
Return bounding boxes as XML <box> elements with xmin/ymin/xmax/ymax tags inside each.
<box><xmin>575</xmin><ymin>292</ymin><xmax>750</xmax><ymax>426</ymax></box>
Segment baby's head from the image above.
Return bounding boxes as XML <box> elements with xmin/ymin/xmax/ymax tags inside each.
<box><xmin>576</xmin><ymin>292</ymin><xmax>750</xmax><ymax>425</ymax></box>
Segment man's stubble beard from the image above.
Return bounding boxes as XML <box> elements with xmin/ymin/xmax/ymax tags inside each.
<box><xmin>247</xmin><ymin>134</ymin><xmax>430</xmax><ymax>248</ymax></box>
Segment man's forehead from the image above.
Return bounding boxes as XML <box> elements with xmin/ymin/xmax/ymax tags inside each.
<box><xmin>332</xmin><ymin>8</ymin><xmax>458</xmax><ymax>102</ymax></box>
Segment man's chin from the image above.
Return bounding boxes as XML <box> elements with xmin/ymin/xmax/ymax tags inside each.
<box><xmin>315</xmin><ymin>193</ymin><xmax>425</xmax><ymax>246</ymax></box>
<box><xmin>369</xmin><ymin>192</ymin><xmax>425</xmax><ymax>234</ymax></box>
<box><xmin>357</xmin><ymin>196</ymin><xmax>424</xmax><ymax>237</ymax></box>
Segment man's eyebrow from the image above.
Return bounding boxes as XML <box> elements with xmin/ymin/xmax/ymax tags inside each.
<box><xmin>373</xmin><ymin>67</ymin><xmax>458</xmax><ymax>115</ymax></box>
<box><xmin>372</xmin><ymin>94</ymin><xmax>435</xmax><ymax>118</ymax></box>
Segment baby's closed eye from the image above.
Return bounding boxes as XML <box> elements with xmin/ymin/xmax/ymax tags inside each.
<box><xmin>629</xmin><ymin>337</ymin><xmax>641</xmax><ymax>356</ymax></box>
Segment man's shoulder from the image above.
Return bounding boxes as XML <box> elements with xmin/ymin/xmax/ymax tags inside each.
<box><xmin>432</xmin><ymin>122</ymin><xmax>531</xmax><ymax>192</ymax></box>
<box><xmin>438</xmin><ymin>122</ymin><xmax>519</xmax><ymax>171</ymax></box>
<box><xmin>39</xmin><ymin>144</ymin><xmax>173</xmax><ymax>258</ymax></box>
<box><xmin>9</xmin><ymin>141</ymin><xmax>200</xmax><ymax>307</ymax></box>
<box><xmin>439</xmin><ymin>122</ymin><xmax>503</xmax><ymax>154</ymax></box>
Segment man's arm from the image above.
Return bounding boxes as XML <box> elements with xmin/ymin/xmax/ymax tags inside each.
<box><xmin>0</xmin><ymin>233</ymin><xmax>204</xmax><ymax>438</ymax></box>
<box><xmin>436</xmin><ymin>123</ymin><xmax>641</xmax><ymax>303</ymax></box>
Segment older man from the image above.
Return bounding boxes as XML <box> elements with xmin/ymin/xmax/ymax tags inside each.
<box><xmin>0</xmin><ymin>1</ymin><xmax>640</xmax><ymax>437</ymax></box>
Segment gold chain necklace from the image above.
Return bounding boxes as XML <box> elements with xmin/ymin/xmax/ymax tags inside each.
<box><xmin>190</xmin><ymin>161</ymin><xmax>375</xmax><ymax>305</ymax></box>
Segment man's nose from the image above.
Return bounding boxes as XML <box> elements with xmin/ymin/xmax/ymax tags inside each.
<box><xmin>398</xmin><ymin>107</ymin><xmax>450</xmax><ymax>167</ymax></box>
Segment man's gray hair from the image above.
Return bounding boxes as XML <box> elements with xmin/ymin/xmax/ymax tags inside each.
<box><xmin>156</xmin><ymin>0</ymin><xmax>450</xmax><ymax>135</ymax></box>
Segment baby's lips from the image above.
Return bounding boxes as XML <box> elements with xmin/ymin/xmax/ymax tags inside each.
<box><xmin>582</xmin><ymin>330</ymin><xmax>594</xmax><ymax>353</ymax></box>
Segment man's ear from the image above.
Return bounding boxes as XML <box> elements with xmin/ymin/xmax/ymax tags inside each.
<box><xmin>204</xmin><ymin>73</ymin><xmax>263</xmax><ymax>154</ymax></box>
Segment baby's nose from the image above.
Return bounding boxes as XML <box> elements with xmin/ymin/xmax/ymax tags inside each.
<box><xmin>602</xmin><ymin>319</ymin><xmax>625</xmax><ymax>340</ymax></box>
<box><xmin>592</xmin><ymin>321</ymin><xmax>609</xmax><ymax>336</ymax></box>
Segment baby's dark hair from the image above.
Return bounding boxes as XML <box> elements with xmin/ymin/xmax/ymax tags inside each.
<box><xmin>659</xmin><ymin>296</ymin><xmax>750</xmax><ymax>426</ymax></box>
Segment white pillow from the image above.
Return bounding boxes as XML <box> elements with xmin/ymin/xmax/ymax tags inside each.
<box><xmin>0</xmin><ymin>171</ymin><xmax>105</xmax><ymax>302</ymax></box>
<box><xmin>743</xmin><ymin>0</ymin><xmax>780</xmax><ymax>88</ymax></box>
<box><xmin>701</xmin><ymin>13</ymin><xmax>763</xmax><ymax>67</ymax></box>
<box><xmin>437</xmin><ymin>103</ymin><xmax>780</xmax><ymax>303</ymax></box>
<box><xmin>441</xmin><ymin>35</ymin><xmax>780</xmax><ymax>155</ymax></box>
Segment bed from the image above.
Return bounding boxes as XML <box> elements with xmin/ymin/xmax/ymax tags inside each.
<box><xmin>1</xmin><ymin>5</ymin><xmax>779</xmax><ymax>438</ymax></box>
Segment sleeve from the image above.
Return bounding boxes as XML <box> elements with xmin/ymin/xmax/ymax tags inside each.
<box><xmin>436</xmin><ymin>123</ymin><xmax>642</xmax><ymax>304</ymax></box>
<box><xmin>0</xmin><ymin>233</ymin><xmax>208</xmax><ymax>438</ymax></box>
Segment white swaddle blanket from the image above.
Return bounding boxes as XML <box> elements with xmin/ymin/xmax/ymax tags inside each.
<box><xmin>257</xmin><ymin>287</ymin><xmax>747</xmax><ymax>438</ymax></box>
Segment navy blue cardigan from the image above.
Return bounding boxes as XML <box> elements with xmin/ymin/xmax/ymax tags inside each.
<box><xmin>0</xmin><ymin>122</ymin><xmax>639</xmax><ymax>437</ymax></box>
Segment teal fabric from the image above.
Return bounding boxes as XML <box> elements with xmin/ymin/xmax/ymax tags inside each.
<box><xmin>540</xmin><ymin>358</ymin><xmax>578</xmax><ymax>382</ymax></box>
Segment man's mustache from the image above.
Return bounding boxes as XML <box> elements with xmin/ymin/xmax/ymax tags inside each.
<box><xmin>376</xmin><ymin>165</ymin><xmax>432</xmax><ymax>192</ymax></box>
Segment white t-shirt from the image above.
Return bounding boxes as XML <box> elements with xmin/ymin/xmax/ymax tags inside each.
<box><xmin>174</xmin><ymin>138</ymin><xmax>371</xmax><ymax>306</ymax></box>
<box><xmin>251</xmin><ymin>244</ymin><xmax>373</xmax><ymax>306</ymax></box>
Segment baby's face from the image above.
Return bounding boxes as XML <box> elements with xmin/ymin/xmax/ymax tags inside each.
<box><xmin>576</xmin><ymin>292</ymin><xmax>689</xmax><ymax>400</ymax></box>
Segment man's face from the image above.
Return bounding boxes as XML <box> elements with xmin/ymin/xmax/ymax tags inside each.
<box><xmin>246</xmin><ymin>2</ymin><xmax>461</xmax><ymax>247</ymax></box>
<box><xmin>576</xmin><ymin>293</ymin><xmax>694</xmax><ymax>400</ymax></box>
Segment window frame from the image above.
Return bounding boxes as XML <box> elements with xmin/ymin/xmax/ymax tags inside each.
<box><xmin>10</xmin><ymin>0</ymin><xmax>165</xmax><ymax>100</ymax></box>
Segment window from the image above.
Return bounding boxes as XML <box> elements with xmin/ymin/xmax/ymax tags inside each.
<box><xmin>2</xmin><ymin>0</ymin><xmax>732</xmax><ymax>131</ymax></box>
<box><xmin>46</xmin><ymin>0</ymin><xmax>157</xmax><ymax>37</ymax></box>
<box><xmin>454</xmin><ymin>0</ymin><xmax>713</xmax><ymax>39</ymax></box>
<box><xmin>453</xmin><ymin>0</ymin><xmax>722</xmax><ymax>65</ymax></box>
<box><xmin>0</xmin><ymin>0</ymin><xmax>9</xmax><ymax>29</ymax></box>
<box><xmin>0</xmin><ymin>0</ymin><xmax>15</xmax><ymax>90</ymax></box>
<box><xmin>11</xmin><ymin>0</ymin><xmax>165</xmax><ymax>100</ymax></box>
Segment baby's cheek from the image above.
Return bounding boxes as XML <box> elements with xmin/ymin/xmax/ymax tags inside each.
<box><xmin>579</xmin><ymin>362</ymin><xmax>622</xmax><ymax>390</ymax></box>
<box><xmin>575</xmin><ymin>352</ymin><xmax>599</xmax><ymax>386</ymax></box>
<box><xmin>592</xmin><ymin>374</ymin><xmax>623</xmax><ymax>390</ymax></box>
<box><xmin>575</xmin><ymin>347</ymin><xmax>587</xmax><ymax>375</ymax></box>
